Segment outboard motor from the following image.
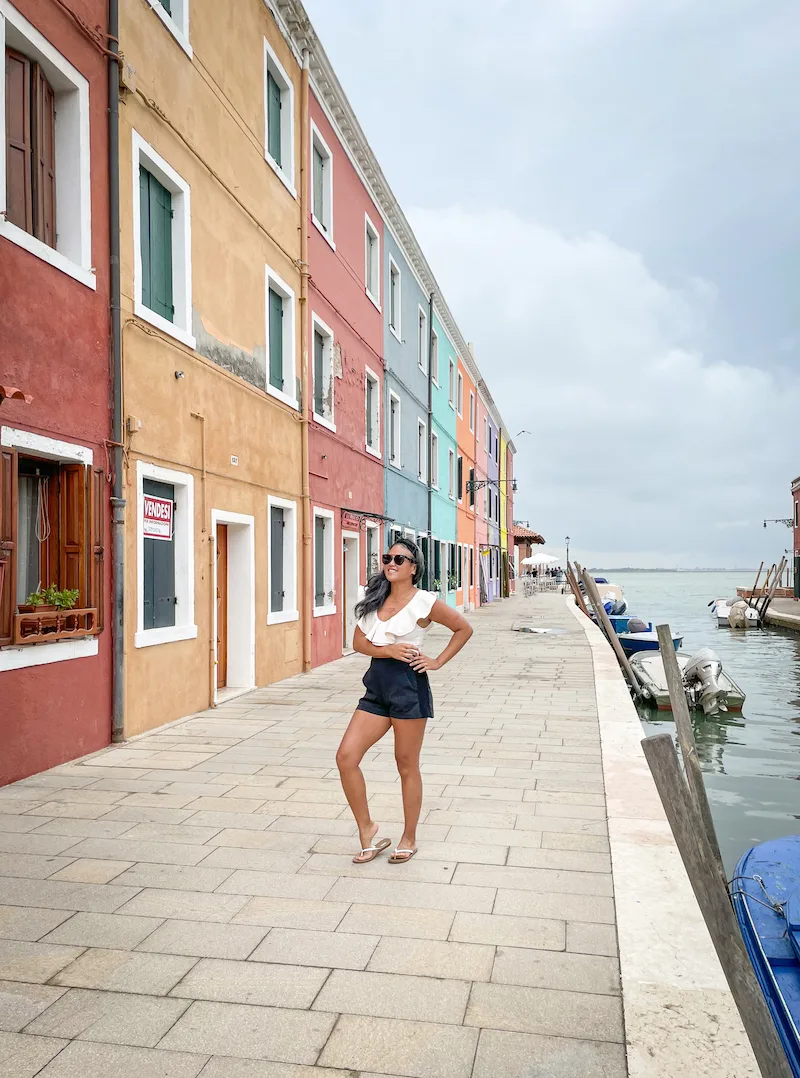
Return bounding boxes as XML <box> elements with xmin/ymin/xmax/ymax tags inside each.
<box><xmin>683</xmin><ymin>648</ymin><xmax>727</xmax><ymax>716</ymax></box>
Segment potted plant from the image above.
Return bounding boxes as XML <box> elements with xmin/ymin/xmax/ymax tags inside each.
<box><xmin>432</xmin><ymin>578</ymin><xmax>442</xmax><ymax>592</ymax></box>
<box><xmin>448</xmin><ymin>574</ymin><xmax>458</xmax><ymax>591</ymax></box>
<box><xmin>18</xmin><ymin>586</ymin><xmax>79</xmax><ymax>614</ymax></box>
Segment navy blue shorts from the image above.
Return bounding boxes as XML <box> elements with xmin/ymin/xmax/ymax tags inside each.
<box><xmin>357</xmin><ymin>658</ymin><xmax>434</xmax><ymax>720</ymax></box>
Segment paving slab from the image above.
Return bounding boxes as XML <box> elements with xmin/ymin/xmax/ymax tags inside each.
<box><xmin>318</xmin><ymin>1013</ymin><xmax>478</xmax><ymax>1078</ymax></box>
<box><xmin>25</xmin><ymin>987</ymin><xmax>191</xmax><ymax>1047</ymax></box>
<box><xmin>0</xmin><ymin>980</ymin><xmax>66</xmax><ymax>1031</ymax></box>
<box><xmin>0</xmin><ymin>1030</ymin><xmax>68</xmax><ymax>1078</ymax></box>
<box><xmin>169</xmin><ymin>957</ymin><xmax>327</xmax><ymax>1008</ymax></box>
<box><xmin>34</xmin><ymin>1040</ymin><xmax>207</xmax><ymax>1077</ymax></box>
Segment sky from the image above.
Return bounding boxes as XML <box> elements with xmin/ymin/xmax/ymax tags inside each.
<box><xmin>303</xmin><ymin>0</ymin><xmax>800</xmax><ymax>568</ymax></box>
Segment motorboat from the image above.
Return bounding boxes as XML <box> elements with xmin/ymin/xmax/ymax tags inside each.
<box><xmin>582</xmin><ymin>579</ymin><xmax>628</xmax><ymax>616</ymax></box>
<box><xmin>709</xmin><ymin>597</ymin><xmax>760</xmax><ymax>629</ymax></box>
<box><xmin>619</xmin><ymin>631</ymin><xmax>682</xmax><ymax>656</ymax></box>
<box><xmin>632</xmin><ymin>648</ymin><xmax>746</xmax><ymax>715</ymax></box>
<box><xmin>731</xmin><ymin>836</ymin><xmax>800</xmax><ymax>1075</ymax></box>
<box><xmin>594</xmin><ymin>614</ymin><xmax>653</xmax><ymax>635</ymax></box>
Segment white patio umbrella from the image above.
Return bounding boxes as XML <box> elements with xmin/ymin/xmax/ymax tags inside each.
<box><xmin>521</xmin><ymin>553</ymin><xmax>559</xmax><ymax>566</ymax></box>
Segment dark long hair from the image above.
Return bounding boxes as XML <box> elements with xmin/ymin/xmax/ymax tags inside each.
<box><xmin>354</xmin><ymin>537</ymin><xmax>425</xmax><ymax>619</ymax></box>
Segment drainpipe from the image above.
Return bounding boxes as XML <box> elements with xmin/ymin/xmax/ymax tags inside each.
<box><xmin>108</xmin><ymin>0</ymin><xmax>126</xmax><ymax>742</ymax></box>
<box><xmin>299</xmin><ymin>49</ymin><xmax>312</xmax><ymax>672</ymax></box>
<box><xmin>426</xmin><ymin>291</ymin><xmax>434</xmax><ymax>591</ymax></box>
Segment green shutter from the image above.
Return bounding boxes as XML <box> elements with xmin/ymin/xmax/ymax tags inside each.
<box><xmin>142</xmin><ymin>479</ymin><xmax>176</xmax><ymax>630</ymax></box>
<box><xmin>268</xmin><ymin>287</ymin><xmax>284</xmax><ymax>391</ymax></box>
<box><xmin>140</xmin><ymin>167</ymin><xmax>173</xmax><ymax>323</ymax></box>
<box><xmin>267</xmin><ymin>71</ymin><xmax>282</xmax><ymax>166</ymax></box>
<box><xmin>366</xmin><ymin>378</ymin><xmax>374</xmax><ymax>446</ymax></box>
<box><xmin>160</xmin><ymin>0</ymin><xmax>172</xmax><ymax>13</ymax></box>
<box><xmin>314</xmin><ymin>516</ymin><xmax>326</xmax><ymax>607</ymax></box>
<box><xmin>313</xmin><ymin>145</ymin><xmax>324</xmax><ymax>225</ymax></box>
<box><xmin>313</xmin><ymin>329</ymin><xmax>324</xmax><ymax>415</ymax></box>
<box><xmin>270</xmin><ymin>506</ymin><xmax>284</xmax><ymax>613</ymax></box>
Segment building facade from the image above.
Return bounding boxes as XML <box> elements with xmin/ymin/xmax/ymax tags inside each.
<box><xmin>0</xmin><ymin>0</ymin><xmax>111</xmax><ymax>784</ymax></box>
<box><xmin>431</xmin><ymin>312</ymin><xmax>457</xmax><ymax>605</ymax></box>
<box><xmin>456</xmin><ymin>355</ymin><xmax>478</xmax><ymax>611</ymax></box>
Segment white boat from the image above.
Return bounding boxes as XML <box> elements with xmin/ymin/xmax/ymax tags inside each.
<box><xmin>632</xmin><ymin>649</ymin><xmax>746</xmax><ymax>714</ymax></box>
<box><xmin>709</xmin><ymin>597</ymin><xmax>759</xmax><ymax>629</ymax></box>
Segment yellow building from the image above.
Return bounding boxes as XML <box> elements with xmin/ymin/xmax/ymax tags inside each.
<box><xmin>118</xmin><ymin>0</ymin><xmax>306</xmax><ymax>735</ymax></box>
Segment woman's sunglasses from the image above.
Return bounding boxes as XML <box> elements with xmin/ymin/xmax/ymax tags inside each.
<box><xmin>382</xmin><ymin>554</ymin><xmax>414</xmax><ymax>566</ymax></box>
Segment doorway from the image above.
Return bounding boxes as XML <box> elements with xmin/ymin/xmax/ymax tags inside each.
<box><xmin>342</xmin><ymin>531</ymin><xmax>360</xmax><ymax>652</ymax></box>
<box><xmin>212</xmin><ymin>510</ymin><xmax>256</xmax><ymax>703</ymax></box>
<box><xmin>216</xmin><ymin>523</ymin><xmax>228</xmax><ymax>689</ymax></box>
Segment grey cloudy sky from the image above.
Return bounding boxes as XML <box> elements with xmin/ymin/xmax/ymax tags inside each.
<box><xmin>304</xmin><ymin>0</ymin><xmax>800</xmax><ymax>568</ymax></box>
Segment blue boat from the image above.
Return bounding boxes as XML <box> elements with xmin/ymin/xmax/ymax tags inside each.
<box><xmin>731</xmin><ymin>836</ymin><xmax>800</xmax><ymax>1075</ymax></box>
<box><xmin>592</xmin><ymin>614</ymin><xmax>653</xmax><ymax>635</ymax></box>
<box><xmin>618</xmin><ymin>631</ymin><xmax>682</xmax><ymax>656</ymax></box>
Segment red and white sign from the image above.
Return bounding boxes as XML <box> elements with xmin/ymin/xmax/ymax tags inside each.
<box><xmin>143</xmin><ymin>494</ymin><xmax>173</xmax><ymax>541</ymax></box>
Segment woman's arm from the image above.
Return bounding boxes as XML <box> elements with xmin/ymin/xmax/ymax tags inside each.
<box><xmin>353</xmin><ymin>625</ymin><xmax>418</xmax><ymax>662</ymax></box>
<box><xmin>409</xmin><ymin>600</ymin><xmax>473</xmax><ymax>672</ymax></box>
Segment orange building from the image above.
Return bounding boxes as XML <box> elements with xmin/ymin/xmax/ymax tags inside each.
<box><xmin>456</xmin><ymin>354</ymin><xmax>479</xmax><ymax>611</ymax></box>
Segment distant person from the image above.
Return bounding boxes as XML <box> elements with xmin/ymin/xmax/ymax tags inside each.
<box><xmin>336</xmin><ymin>539</ymin><xmax>473</xmax><ymax>866</ymax></box>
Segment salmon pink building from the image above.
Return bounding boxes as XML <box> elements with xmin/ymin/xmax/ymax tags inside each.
<box><xmin>456</xmin><ymin>355</ymin><xmax>478</xmax><ymax>611</ymax></box>
<box><xmin>0</xmin><ymin>0</ymin><xmax>111</xmax><ymax>783</ymax></box>
<box><xmin>307</xmin><ymin>88</ymin><xmax>385</xmax><ymax>664</ymax></box>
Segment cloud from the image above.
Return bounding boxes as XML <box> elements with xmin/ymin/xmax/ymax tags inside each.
<box><xmin>409</xmin><ymin>204</ymin><xmax>800</xmax><ymax>567</ymax></box>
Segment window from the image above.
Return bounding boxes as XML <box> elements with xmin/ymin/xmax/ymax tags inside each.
<box><xmin>417</xmin><ymin>307</ymin><xmax>428</xmax><ymax>373</ymax></box>
<box><xmin>264</xmin><ymin>39</ymin><xmax>295</xmax><ymax>193</ymax></box>
<box><xmin>365</xmin><ymin>213</ymin><xmax>380</xmax><ymax>306</ymax></box>
<box><xmin>485</xmin><ymin>417</ymin><xmax>489</xmax><ymax>453</ymax></box>
<box><xmin>448</xmin><ymin>542</ymin><xmax>456</xmax><ymax>590</ymax></box>
<box><xmin>365</xmin><ymin>367</ymin><xmax>380</xmax><ymax>456</ymax></box>
<box><xmin>136</xmin><ymin>460</ymin><xmax>195</xmax><ymax>648</ymax></box>
<box><xmin>268</xmin><ymin>496</ymin><xmax>298</xmax><ymax>624</ymax></box>
<box><xmin>1</xmin><ymin>8</ymin><xmax>93</xmax><ymax>288</ymax></box>
<box><xmin>390</xmin><ymin>525</ymin><xmax>402</xmax><ymax>548</ymax></box>
<box><xmin>388</xmin><ymin>257</ymin><xmax>401</xmax><ymax>339</ymax></box>
<box><xmin>430</xmin><ymin>431</ymin><xmax>439</xmax><ymax>489</ymax></box>
<box><xmin>457</xmin><ymin>455</ymin><xmax>463</xmax><ymax>502</ymax></box>
<box><xmin>469</xmin><ymin>392</ymin><xmax>475</xmax><ymax>432</ymax></box>
<box><xmin>366</xmin><ymin>522</ymin><xmax>380</xmax><ymax>579</ymax></box>
<box><xmin>448</xmin><ymin>449</ymin><xmax>455</xmax><ymax>500</ymax></box>
<box><xmin>448</xmin><ymin>360</ymin><xmax>455</xmax><ymax>408</ymax></box>
<box><xmin>313</xmin><ymin>509</ymin><xmax>335</xmax><ymax>614</ymax></box>
<box><xmin>265</xmin><ymin>264</ymin><xmax>297</xmax><ymax>408</ymax></box>
<box><xmin>433</xmin><ymin>539</ymin><xmax>442</xmax><ymax>589</ymax></box>
<box><xmin>417</xmin><ymin>420</ymin><xmax>426</xmax><ymax>482</ymax></box>
<box><xmin>495</xmin><ymin>437</ymin><xmax>500</xmax><ymax>464</ymax></box>
<box><xmin>145</xmin><ymin>0</ymin><xmax>191</xmax><ymax>57</ymax></box>
<box><xmin>430</xmin><ymin>329</ymin><xmax>438</xmax><ymax>384</ymax></box>
<box><xmin>457</xmin><ymin>543</ymin><xmax>463</xmax><ymax>590</ymax></box>
<box><xmin>389</xmin><ymin>392</ymin><xmax>401</xmax><ymax>467</ymax></box>
<box><xmin>310</xmin><ymin>122</ymin><xmax>333</xmax><ymax>241</ymax></box>
<box><xmin>0</xmin><ymin>429</ymin><xmax>103</xmax><ymax>663</ymax></box>
<box><xmin>469</xmin><ymin>545</ymin><xmax>474</xmax><ymax>587</ymax></box>
<box><xmin>311</xmin><ymin>313</ymin><xmax>334</xmax><ymax>429</ymax></box>
<box><xmin>469</xmin><ymin>467</ymin><xmax>475</xmax><ymax>509</ymax></box>
<box><xmin>133</xmin><ymin>132</ymin><xmax>194</xmax><ymax>349</ymax></box>
<box><xmin>457</xmin><ymin>372</ymin><xmax>464</xmax><ymax>418</ymax></box>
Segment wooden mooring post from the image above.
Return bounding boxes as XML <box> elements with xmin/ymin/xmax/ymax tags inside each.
<box><xmin>575</xmin><ymin>563</ymin><xmax>642</xmax><ymax>695</ymax></box>
<box><xmin>642</xmin><ymin>734</ymin><xmax>793</xmax><ymax>1077</ymax></box>
<box><xmin>760</xmin><ymin>556</ymin><xmax>787</xmax><ymax>622</ymax></box>
<box><xmin>566</xmin><ymin>561</ymin><xmax>589</xmax><ymax>617</ymax></box>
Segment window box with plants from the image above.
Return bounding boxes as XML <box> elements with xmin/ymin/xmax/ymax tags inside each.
<box><xmin>15</xmin><ymin>587</ymin><xmax>97</xmax><ymax>644</ymax></box>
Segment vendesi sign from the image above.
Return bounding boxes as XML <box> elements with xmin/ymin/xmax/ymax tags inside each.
<box><xmin>143</xmin><ymin>494</ymin><xmax>173</xmax><ymax>541</ymax></box>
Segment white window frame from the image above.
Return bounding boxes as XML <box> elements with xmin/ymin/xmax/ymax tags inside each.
<box><xmin>0</xmin><ymin>2</ymin><xmax>94</xmax><ymax>289</ymax></box>
<box><xmin>469</xmin><ymin>391</ymin><xmax>475</xmax><ymax>432</ymax></box>
<box><xmin>365</xmin><ymin>520</ymin><xmax>380</xmax><ymax>579</ymax></box>
<box><xmin>457</xmin><ymin>453</ymin><xmax>463</xmax><ymax>504</ymax></box>
<box><xmin>388</xmin><ymin>256</ymin><xmax>402</xmax><ymax>341</ymax></box>
<box><xmin>132</xmin><ymin>131</ymin><xmax>195</xmax><ymax>350</ymax></box>
<box><xmin>0</xmin><ymin>427</ymin><xmax>97</xmax><ymax>671</ymax></box>
<box><xmin>457</xmin><ymin>372</ymin><xmax>464</xmax><ymax>418</ymax></box>
<box><xmin>310</xmin><ymin>120</ymin><xmax>333</xmax><ymax>245</ymax></box>
<box><xmin>457</xmin><ymin>542</ymin><xmax>463</xmax><ymax>591</ymax></box>
<box><xmin>389</xmin><ymin>391</ymin><xmax>401</xmax><ymax>468</ymax></box>
<box><xmin>417</xmin><ymin>306</ymin><xmax>428</xmax><ymax>374</ymax></box>
<box><xmin>267</xmin><ymin>495</ymin><xmax>298</xmax><ymax>625</ymax></box>
<box><xmin>311</xmin><ymin>312</ymin><xmax>335</xmax><ymax>431</ymax></box>
<box><xmin>364</xmin><ymin>212</ymin><xmax>380</xmax><ymax>309</ymax></box>
<box><xmin>145</xmin><ymin>0</ymin><xmax>191</xmax><ymax>58</ymax></box>
<box><xmin>365</xmin><ymin>365</ymin><xmax>381</xmax><ymax>458</ymax></box>
<box><xmin>264</xmin><ymin>38</ymin><xmax>296</xmax><ymax>196</ymax></box>
<box><xmin>430</xmin><ymin>430</ymin><xmax>439</xmax><ymax>489</ymax></box>
<box><xmin>430</xmin><ymin>329</ymin><xmax>439</xmax><ymax>386</ymax></box>
<box><xmin>265</xmin><ymin>263</ymin><xmax>298</xmax><ymax>410</ymax></box>
<box><xmin>448</xmin><ymin>448</ymin><xmax>455</xmax><ymax>500</ymax></box>
<box><xmin>135</xmin><ymin>460</ymin><xmax>197</xmax><ymax>649</ymax></box>
<box><xmin>313</xmin><ymin>507</ymin><xmax>336</xmax><ymax>617</ymax></box>
<box><xmin>417</xmin><ymin>419</ymin><xmax>427</xmax><ymax>483</ymax></box>
<box><xmin>448</xmin><ymin>360</ymin><xmax>455</xmax><ymax>408</ymax></box>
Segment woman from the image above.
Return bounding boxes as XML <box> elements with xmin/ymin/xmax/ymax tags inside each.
<box><xmin>336</xmin><ymin>538</ymin><xmax>473</xmax><ymax>865</ymax></box>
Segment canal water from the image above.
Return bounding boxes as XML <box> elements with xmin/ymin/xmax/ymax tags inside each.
<box><xmin>605</xmin><ymin>571</ymin><xmax>800</xmax><ymax>874</ymax></box>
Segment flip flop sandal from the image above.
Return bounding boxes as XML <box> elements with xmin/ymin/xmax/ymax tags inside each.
<box><xmin>353</xmin><ymin>838</ymin><xmax>392</xmax><ymax>864</ymax></box>
<box><xmin>388</xmin><ymin>847</ymin><xmax>418</xmax><ymax>864</ymax></box>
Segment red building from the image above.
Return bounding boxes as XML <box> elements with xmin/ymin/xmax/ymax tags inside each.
<box><xmin>0</xmin><ymin>0</ymin><xmax>111</xmax><ymax>784</ymax></box>
<box><xmin>793</xmin><ymin>475</ymin><xmax>800</xmax><ymax>598</ymax></box>
<box><xmin>306</xmin><ymin>89</ymin><xmax>385</xmax><ymax>665</ymax></box>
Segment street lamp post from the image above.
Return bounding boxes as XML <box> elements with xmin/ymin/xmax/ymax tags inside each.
<box><xmin>565</xmin><ymin>535</ymin><xmax>570</xmax><ymax>567</ymax></box>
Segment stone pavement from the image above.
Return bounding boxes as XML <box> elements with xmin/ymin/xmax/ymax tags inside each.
<box><xmin>0</xmin><ymin>593</ymin><xmax>626</xmax><ymax>1078</ymax></box>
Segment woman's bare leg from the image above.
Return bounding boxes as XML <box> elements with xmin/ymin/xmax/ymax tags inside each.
<box><xmin>391</xmin><ymin>717</ymin><xmax>427</xmax><ymax>854</ymax></box>
<box><xmin>336</xmin><ymin>710</ymin><xmax>391</xmax><ymax>852</ymax></box>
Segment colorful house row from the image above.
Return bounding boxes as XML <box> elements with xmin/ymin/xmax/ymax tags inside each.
<box><xmin>0</xmin><ymin>0</ymin><xmax>516</xmax><ymax>786</ymax></box>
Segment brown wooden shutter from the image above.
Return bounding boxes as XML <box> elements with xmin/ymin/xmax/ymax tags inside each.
<box><xmin>59</xmin><ymin>463</ymin><xmax>86</xmax><ymax>603</ymax></box>
<box><xmin>87</xmin><ymin>466</ymin><xmax>105</xmax><ymax>630</ymax></box>
<box><xmin>32</xmin><ymin>63</ymin><xmax>56</xmax><ymax>248</ymax></box>
<box><xmin>0</xmin><ymin>448</ymin><xmax>18</xmax><ymax>646</ymax></box>
<box><xmin>5</xmin><ymin>48</ymin><xmax>33</xmax><ymax>233</ymax></box>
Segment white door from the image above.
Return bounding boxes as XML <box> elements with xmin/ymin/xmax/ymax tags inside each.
<box><xmin>342</xmin><ymin>533</ymin><xmax>360</xmax><ymax>651</ymax></box>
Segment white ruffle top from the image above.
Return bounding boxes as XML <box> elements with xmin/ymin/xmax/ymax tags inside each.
<box><xmin>357</xmin><ymin>590</ymin><xmax>437</xmax><ymax>648</ymax></box>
